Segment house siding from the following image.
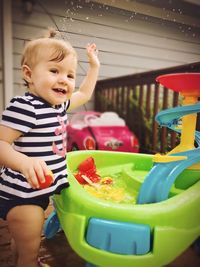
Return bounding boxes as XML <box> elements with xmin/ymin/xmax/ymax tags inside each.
<box><xmin>12</xmin><ymin>0</ymin><xmax>200</xmax><ymax>112</ymax></box>
<box><xmin>0</xmin><ymin>2</ymin><xmax>3</xmax><ymax>113</ymax></box>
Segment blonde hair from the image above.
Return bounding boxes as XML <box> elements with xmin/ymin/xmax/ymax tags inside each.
<box><xmin>21</xmin><ymin>28</ymin><xmax>77</xmax><ymax>69</ymax></box>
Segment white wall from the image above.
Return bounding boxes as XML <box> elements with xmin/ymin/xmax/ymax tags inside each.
<box><xmin>0</xmin><ymin>2</ymin><xmax>3</xmax><ymax>113</ymax></box>
<box><xmin>12</xmin><ymin>0</ymin><xmax>200</xmax><ymax>112</ymax></box>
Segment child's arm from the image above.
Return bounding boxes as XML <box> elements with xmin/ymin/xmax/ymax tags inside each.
<box><xmin>0</xmin><ymin>125</ymin><xmax>48</xmax><ymax>188</ymax></box>
<box><xmin>68</xmin><ymin>43</ymin><xmax>100</xmax><ymax>111</ymax></box>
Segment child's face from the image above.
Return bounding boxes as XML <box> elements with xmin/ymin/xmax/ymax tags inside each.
<box><xmin>27</xmin><ymin>54</ymin><xmax>77</xmax><ymax>106</ymax></box>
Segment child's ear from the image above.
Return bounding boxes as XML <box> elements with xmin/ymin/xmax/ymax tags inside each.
<box><xmin>22</xmin><ymin>65</ymin><xmax>32</xmax><ymax>83</ymax></box>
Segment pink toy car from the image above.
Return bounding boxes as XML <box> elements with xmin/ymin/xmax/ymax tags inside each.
<box><xmin>67</xmin><ymin>111</ymin><xmax>139</xmax><ymax>153</ymax></box>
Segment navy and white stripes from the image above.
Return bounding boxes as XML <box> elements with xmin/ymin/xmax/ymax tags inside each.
<box><xmin>0</xmin><ymin>92</ymin><xmax>69</xmax><ymax>200</ymax></box>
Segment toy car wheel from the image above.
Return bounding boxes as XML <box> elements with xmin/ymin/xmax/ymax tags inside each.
<box><xmin>72</xmin><ymin>143</ymin><xmax>79</xmax><ymax>151</ymax></box>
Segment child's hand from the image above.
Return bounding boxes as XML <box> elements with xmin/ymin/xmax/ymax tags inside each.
<box><xmin>20</xmin><ymin>157</ymin><xmax>51</xmax><ymax>189</ymax></box>
<box><xmin>86</xmin><ymin>43</ymin><xmax>100</xmax><ymax>68</ymax></box>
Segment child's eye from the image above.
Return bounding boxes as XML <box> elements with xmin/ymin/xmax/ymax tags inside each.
<box><xmin>68</xmin><ymin>74</ymin><xmax>75</xmax><ymax>79</ymax></box>
<box><xmin>50</xmin><ymin>69</ymin><xmax>58</xmax><ymax>74</ymax></box>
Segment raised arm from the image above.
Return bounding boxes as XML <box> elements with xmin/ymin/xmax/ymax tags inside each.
<box><xmin>69</xmin><ymin>43</ymin><xmax>100</xmax><ymax>111</ymax></box>
<box><xmin>0</xmin><ymin>125</ymin><xmax>48</xmax><ymax>188</ymax></box>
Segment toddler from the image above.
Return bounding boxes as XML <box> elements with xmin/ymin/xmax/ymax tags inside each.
<box><xmin>0</xmin><ymin>29</ymin><xmax>100</xmax><ymax>267</ymax></box>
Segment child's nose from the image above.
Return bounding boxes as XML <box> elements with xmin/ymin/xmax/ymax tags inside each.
<box><xmin>58</xmin><ymin>75</ymin><xmax>68</xmax><ymax>85</ymax></box>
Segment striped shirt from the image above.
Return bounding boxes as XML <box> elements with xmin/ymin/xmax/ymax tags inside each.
<box><xmin>0</xmin><ymin>92</ymin><xmax>70</xmax><ymax>200</ymax></box>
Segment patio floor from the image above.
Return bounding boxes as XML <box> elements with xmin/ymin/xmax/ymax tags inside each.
<box><xmin>0</xmin><ymin>203</ymin><xmax>199</xmax><ymax>267</ymax></box>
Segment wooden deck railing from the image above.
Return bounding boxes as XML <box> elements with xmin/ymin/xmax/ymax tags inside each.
<box><xmin>95</xmin><ymin>62</ymin><xmax>200</xmax><ymax>154</ymax></box>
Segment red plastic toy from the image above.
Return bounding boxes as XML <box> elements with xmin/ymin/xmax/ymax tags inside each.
<box><xmin>67</xmin><ymin>111</ymin><xmax>139</xmax><ymax>153</ymax></box>
<box><xmin>74</xmin><ymin>157</ymin><xmax>100</xmax><ymax>184</ymax></box>
<box><xmin>38</xmin><ymin>170</ymin><xmax>54</xmax><ymax>189</ymax></box>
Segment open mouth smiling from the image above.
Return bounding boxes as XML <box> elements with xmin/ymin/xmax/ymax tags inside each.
<box><xmin>53</xmin><ymin>88</ymin><xmax>67</xmax><ymax>95</ymax></box>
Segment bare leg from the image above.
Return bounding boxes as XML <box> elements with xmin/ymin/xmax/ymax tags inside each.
<box><xmin>7</xmin><ymin>205</ymin><xmax>45</xmax><ymax>267</ymax></box>
<box><xmin>10</xmin><ymin>237</ymin><xmax>18</xmax><ymax>266</ymax></box>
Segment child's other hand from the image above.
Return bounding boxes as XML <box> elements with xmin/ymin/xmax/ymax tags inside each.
<box><xmin>86</xmin><ymin>43</ymin><xmax>100</xmax><ymax>68</ymax></box>
<box><xmin>20</xmin><ymin>157</ymin><xmax>50</xmax><ymax>189</ymax></box>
